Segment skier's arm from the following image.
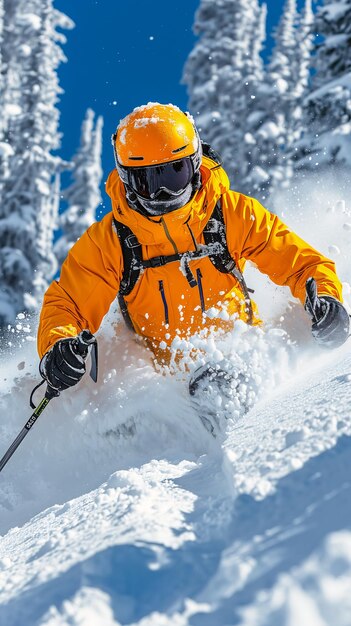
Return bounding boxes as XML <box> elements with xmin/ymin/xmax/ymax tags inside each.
<box><xmin>38</xmin><ymin>215</ymin><xmax>122</xmax><ymax>358</ymax></box>
<box><xmin>224</xmin><ymin>193</ymin><xmax>343</xmax><ymax>303</ymax></box>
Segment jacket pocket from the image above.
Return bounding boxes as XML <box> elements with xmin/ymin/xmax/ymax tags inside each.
<box><xmin>158</xmin><ymin>280</ymin><xmax>169</xmax><ymax>325</ymax></box>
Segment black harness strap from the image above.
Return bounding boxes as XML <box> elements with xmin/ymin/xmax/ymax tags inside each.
<box><xmin>113</xmin><ymin>200</ymin><xmax>254</xmax><ymax>329</ymax></box>
<box><xmin>113</xmin><ymin>219</ymin><xmax>143</xmax><ymax>297</ymax></box>
<box><xmin>203</xmin><ymin>202</ymin><xmax>254</xmax><ymax>324</ymax></box>
<box><xmin>113</xmin><ymin>219</ymin><xmax>143</xmax><ymax>331</ymax></box>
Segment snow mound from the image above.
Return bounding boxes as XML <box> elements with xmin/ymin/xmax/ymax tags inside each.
<box><xmin>0</xmin><ymin>335</ymin><xmax>350</xmax><ymax>626</ymax></box>
<box><xmin>240</xmin><ymin>531</ymin><xmax>351</xmax><ymax>626</ymax></box>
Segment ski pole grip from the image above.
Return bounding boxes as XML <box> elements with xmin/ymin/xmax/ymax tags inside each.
<box><xmin>75</xmin><ymin>329</ymin><xmax>96</xmax><ymax>355</ymax></box>
<box><xmin>75</xmin><ymin>330</ymin><xmax>98</xmax><ymax>383</ymax></box>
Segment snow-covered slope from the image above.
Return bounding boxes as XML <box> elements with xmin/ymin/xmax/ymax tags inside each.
<box><xmin>0</xmin><ymin>331</ymin><xmax>350</xmax><ymax>626</ymax></box>
<box><xmin>0</xmin><ymin>191</ymin><xmax>350</xmax><ymax>626</ymax></box>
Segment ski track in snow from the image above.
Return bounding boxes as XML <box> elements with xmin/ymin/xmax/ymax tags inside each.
<box><xmin>0</xmin><ymin>192</ymin><xmax>351</xmax><ymax>625</ymax></box>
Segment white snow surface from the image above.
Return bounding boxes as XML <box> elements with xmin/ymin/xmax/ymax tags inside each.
<box><xmin>0</xmin><ymin>183</ymin><xmax>351</xmax><ymax>625</ymax></box>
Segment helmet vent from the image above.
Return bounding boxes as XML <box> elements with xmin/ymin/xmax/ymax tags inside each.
<box><xmin>129</xmin><ymin>156</ymin><xmax>144</xmax><ymax>161</ymax></box>
<box><xmin>172</xmin><ymin>144</ymin><xmax>189</xmax><ymax>154</ymax></box>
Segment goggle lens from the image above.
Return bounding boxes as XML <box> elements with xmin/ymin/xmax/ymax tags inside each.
<box><xmin>127</xmin><ymin>157</ymin><xmax>194</xmax><ymax>199</ymax></box>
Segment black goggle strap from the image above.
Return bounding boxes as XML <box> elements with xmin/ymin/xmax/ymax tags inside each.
<box><xmin>111</xmin><ymin>132</ymin><xmax>128</xmax><ymax>185</ymax></box>
<box><xmin>111</xmin><ymin>132</ymin><xmax>120</xmax><ymax>174</ymax></box>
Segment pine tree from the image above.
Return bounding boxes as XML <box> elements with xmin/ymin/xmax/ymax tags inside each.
<box><xmin>290</xmin><ymin>0</ymin><xmax>314</xmax><ymax>171</ymax></box>
<box><xmin>0</xmin><ymin>0</ymin><xmax>30</xmax><ymax>143</ymax></box>
<box><xmin>294</xmin><ymin>0</ymin><xmax>351</xmax><ymax>171</ymax></box>
<box><xmin>0</xmin><ymin>0</ymin><xmax>9</xmax><ymax>178</ymax></box>
<box><xmin>241</xmin><ymin>3</ymin><xmax>271</xmax><ymax>198</ymax></box>
<box><xmin>248</xmin><ymin>2</ymin><xmax>267</xmax><ymax>86</ymax></box>
<box><xmin>263</xmin><ymin>0</ymin><xmax>299</xmax><ymax>193</ymax></box>
<box><xmin>0</xmin><ymin>0</ymin><xmax>4</xmax><ymax>120</ymax></box>
<box><xmin>270</xmin><ymin>0</ymin><xmax>298</xmax><ymax>96</ymax></box>
<box><xmin>244</xmin><ymin>0</ymin><xmax>314</xmax><ymax>199</ymax></box>
<box><xmin>183</xmin><ymin>0</ymin><xmax>263</xmax><ymax>188</ymax></box>
<box><xmin>0</xmin><ymin>0</ymin><xmax>74</xmax><ymax>324</ymax></box>
<box><xmin>55</xmin><ymin>109</ymin><xmax>103</xmax><ymax>266</ymax></box>
<box><xmin>0</xmin><ymin>0</ymin><xmax>19</xmax><ymax>184</ymax></box>
<box><xmin>293</xmin><ymin>0</ymin><xmax>314</xmax><ymax>101</ymax></box>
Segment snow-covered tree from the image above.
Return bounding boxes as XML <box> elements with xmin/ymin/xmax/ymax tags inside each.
<box><xmin>0</xmin><ymin>0</ymin><xmax>4</xmax><ymax>112</ymax></box>
<box><xmin>240</xmin><ymin>3</ymin><xmax>272</xmax><ymax>197</ymax></box>
<box><xmin>243</xmin><ymin>0</ymin><xmax>314</xmax><ymax>199</ymax></box>
<box><xmin>0</xmin><ymin>0</ymin><xmax>74</xmax><ymax>324</ymax></box>
<box><xmin>55</xmin><ymin>109</ymin><xmax>103</xmax><ymax>266</ymax></box>
<box><xmin>248</xmin><ymin>2</ymin><xmax>267</xmax><ymax>87</ymax></box>
<box><xmin>259</xmin><ymin>0</ymin><xmax>299</xmax><ymax>194</ymax></box>
<box><xmin>0</xmin><ymin>0</ymin><xmax>5</xmax><ymax>184</ymax></box>
<box><xmin>289</xmin><ymin>0</ymin><xmax>315</xmax><ymax>172</ymax></box>
<box><xmin>0</xmin><ymin>0</ymin><xmax>20</xmax><ymax>184</ymax></box>
<box><xmin>294</xmin><ymin>0</ymin><xmax>351</xmax><ymax>172</ymax></box>
<box><xmin>293</xmin><ymin>0</ymin><xmax>314</xmax><ymax>101</ymax></box>
<box><xmin>0</xmin><ymin>0</ymin><xmax>30</xmax><ymax>142</ymax></box>
<box><xmin>183</xmin><ymin>0</ymin><xmax>264</xmax><ymax>188</ymax></box>
<box><xmin>270</xmin><ymin>0</ymin><xmax>298</xmax><ymax>95</ymax></box>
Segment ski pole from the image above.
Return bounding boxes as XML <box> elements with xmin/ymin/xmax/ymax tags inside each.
<box><xmin>0</xmin><ymin>330</ymin><xmax>98</xmax><ymax>474</ymax></box>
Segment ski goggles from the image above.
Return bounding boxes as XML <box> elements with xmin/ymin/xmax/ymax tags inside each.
<box><xmin>117</xmin><ymin>156</ymin><xmax>196</xmax><ymax>200</ymax></box>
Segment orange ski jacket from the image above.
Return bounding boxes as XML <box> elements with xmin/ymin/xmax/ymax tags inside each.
<box><xmin>38</xmin><ymin>156</ymin><xmax>343</xmax><ymax>359</ymax></box>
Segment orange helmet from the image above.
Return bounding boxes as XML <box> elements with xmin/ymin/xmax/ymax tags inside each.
<box><xmin>112</xmin><ymin>103</ymin><xmax>202</xmax><ymax>215</ymax></box>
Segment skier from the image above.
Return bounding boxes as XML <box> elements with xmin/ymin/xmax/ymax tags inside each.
<box><xmin>37</xmin><ymin>103</ymin><xmax>349</xmax><ymax>395</ymax></box>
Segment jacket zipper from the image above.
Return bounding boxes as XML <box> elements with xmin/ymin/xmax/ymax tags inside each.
<box><xmin>160</xmin><ymin>217</ymin><xmax>179</xmax><ymax>254</ymax></box>
<box><xmin>196</xmin><ymin>268</ymin><xmax>205</xmax><ymax>313</ymax></box>
<box><xmin>159</xmin><ymin>280</ymin><xmax>169</xmax><ymax>325</ymax></box>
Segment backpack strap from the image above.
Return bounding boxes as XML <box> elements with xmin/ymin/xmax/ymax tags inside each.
<box><xmin>113</xmin><ymin>218</ymin><xmax>144</xmax><ymax>331</ymax></box>
<box><xmin>113</xmin><ymin>218</ymin><xmax>143</xmax><ymax>297</ymax></box>
<box><xmin>203</xmin><ymin>202</ymin><xmax>254</xmax><ymax>325</ymax></box>
<box><xmin>201</xmin><ymin>142</ymin><xmax>223</xmax><ymax>170</ymax></box>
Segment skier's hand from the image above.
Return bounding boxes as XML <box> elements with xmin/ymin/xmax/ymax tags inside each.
<box><xmin>40</xmin><ymin>336</ymin><xmax>89</xmax><ymax>392</ymax></box>
<box><xmin>305</xmin><ymin>277</ymin><xmax>350</xmax><ymax>349</ymax></box>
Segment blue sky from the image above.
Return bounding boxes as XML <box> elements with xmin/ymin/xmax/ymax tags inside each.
<box><xmin>55</xmin><ymin>0</ymin><xmax>304</xmax><ymax>215</ymax></box>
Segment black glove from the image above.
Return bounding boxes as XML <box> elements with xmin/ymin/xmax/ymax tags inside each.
<box><xmin>40</xmin><ymin>337</ymin><xmax>88</xmax><ymax>392</ymax></box>
<box><xmin>305</xmin><ymin>277</ymin><xmax>350</xmax><ymax>349</ymax></box>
